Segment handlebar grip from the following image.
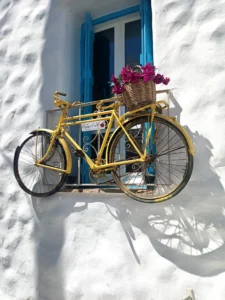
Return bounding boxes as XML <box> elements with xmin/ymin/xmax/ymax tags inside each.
<box><xmin>57</xmin><ymin>91</ymin><xmax>67</xmax><ymax>96</ymax></box>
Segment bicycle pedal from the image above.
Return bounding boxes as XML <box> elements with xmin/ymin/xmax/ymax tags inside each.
<box><xmin>74</xmin><ymin>150</ymin><xmax>85</xmax><ymax>158</ymax></box>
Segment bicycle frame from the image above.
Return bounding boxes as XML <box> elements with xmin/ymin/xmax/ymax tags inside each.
<box><xmin>35</xmin><ymin>98</ymin><xmax>164</xmax><ymax>174</ymax></box>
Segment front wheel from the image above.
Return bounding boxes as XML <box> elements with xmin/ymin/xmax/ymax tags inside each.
<box><xmin>13</xmin><ymin>131</ymin><xmax>67</xmax><ymax>197</ymax></box>
<box><xmin>108</xmin><ymin>115</ymin><xmax>193</xmax><ymax>203</ymax></box>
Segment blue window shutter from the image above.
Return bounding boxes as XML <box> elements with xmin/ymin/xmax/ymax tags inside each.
<box><xmin>140</xmin><ymin>1</ymin><xmax>155</xmax><ymax>182</ymax></box>
<box><xmin>80</xmin><ymin>23</ymin><xmax>85</xmax><ymax>104</ymax></box>
<box><xmin>80</xmin><ymin>13</ymin><xmax>94</xmax><ymax>183</ymax></box>
<box><xmin>81</xmin><ymin>13</ymin><xmax>94</xmax><ymax>112</ymax></box>
<box><xmin>140</xmin><ymin>0</ymin><xmax>153</xmax><ymax>65</ymax></box>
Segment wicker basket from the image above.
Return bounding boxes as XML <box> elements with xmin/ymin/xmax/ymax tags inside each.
<box><xmin>121</xmin><ymin>79</ymin><xmax>156</xmax><ymax>111</ymax></box>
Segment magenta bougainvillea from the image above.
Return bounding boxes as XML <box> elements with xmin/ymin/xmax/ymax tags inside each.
<box><xmin>111</xmin><ymin>63</ymin><xmax>170</xmax><ymax>94</ymax></box>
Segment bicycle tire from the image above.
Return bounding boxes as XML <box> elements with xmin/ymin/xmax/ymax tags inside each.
<box><xmin>14</xmin><ymin>131</ymin><xmax>67</xmax><ymax>197</ymax></box>
<box><xmin>108</xmin><ymin>115</ymin><xmax>193</xmax><ymax>203</ymax></box>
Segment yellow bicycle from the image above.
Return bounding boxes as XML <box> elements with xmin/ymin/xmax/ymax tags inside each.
<box><xmin>13</xmin><ymin>91</ymin><xmax>194</xmax><ymax>203</ymax></box>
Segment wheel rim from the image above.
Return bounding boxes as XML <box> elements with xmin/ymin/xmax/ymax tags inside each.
<box><xmin>14</xmin><ymin>133</ymin><xmax>67</xmax><ymax>196</ymax></box>
<box><xmin>109</xmin><ymin>116</ymin><xmax>192</xmax><ymax>202</ymax></box>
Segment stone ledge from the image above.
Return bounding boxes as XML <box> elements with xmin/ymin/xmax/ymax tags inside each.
<box><xmin>62</xmin><ymin>188</ymin><xmax>123</xmax><ymax>194</ymax></box>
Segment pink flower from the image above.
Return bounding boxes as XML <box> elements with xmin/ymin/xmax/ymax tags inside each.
<box><xmin>111</xmin><ymin>75</ymin><xmax>119</xmax><ymax>84</ymax></box>
<box><xmin>143</xmin><ymin>71</ymin><xmax>155</xmax><ymax>82</ymax></box>
<box><xmin>163</xmin><ymin>77</ymin><xmax>170</xmax><ymax>85</ymax></box>
<box><xmin>153</xmin><ymin>74</ymin><xmax>170</xmax><ymax>85</ymax></box>
<box><xmin>120</xmin><ymin>67</ymin><xmax>133</xmax><ymax>83</ymax></box>
<box><xmin>130</xmin><ymin>72</ymin><xmax>142</xmax><ymax>84</ymax></box>
<box><xmin>153</xmin><ymin>74</ymin><xmax>163</xmax><ymax>84</ymax></box>
<box><xmin>141</xmin><ymin>63</ymin><xmax>155</xmax><ymax>74</ymax></box>
<box><xmin>111</xmin><ymin>63</ymin><xmax>170</xmax><ymax>95</ymax></box>
<box><xmin>112</xmin><ymin>85</ymin><xmax>125</xmax><ymax>94</ymax></box>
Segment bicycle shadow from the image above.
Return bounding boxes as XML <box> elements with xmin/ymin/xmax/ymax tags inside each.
<box><xmin>31</xmin><ymin>91</ymin><xmax>225</xmax><ymax>287</ymax></box>
<box><xmin>32</xmin><ymin>134</ymin><xmax>225</xmax><ymax>278</ymax></box>
<box><xmin>103</xmin><ymin>108</ymin><xmax>225</xmax><ymax>276</ymax></box>
<box><xmin>111</xmin><ymin>129</ymin><xmax>225</xmax><ymax>276</ymax></box>
<box><xmin>107</xmin><ymin>93</ymin><xmax>225</xmax><ymax>276</ymax></box>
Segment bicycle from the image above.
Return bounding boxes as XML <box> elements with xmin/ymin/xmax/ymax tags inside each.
<box><xmin>13</xmin><ymin>91</ymin><xmax>194</xmax><ymax>203</ymax></box>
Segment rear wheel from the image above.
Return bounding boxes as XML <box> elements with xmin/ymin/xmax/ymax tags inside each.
<box><xmin>13</xmin><ymin>132</ymin><xmax>67</xmax><ymax>197</ymax></box>
<box><xmin>109</xmin><ymin>115</ymin><xmax>193</xmax><ymax>203</ymax></box>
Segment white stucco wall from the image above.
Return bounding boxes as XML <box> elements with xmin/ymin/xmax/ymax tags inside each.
<box><xmin>1</xmin><ymin>0</ymin><xmax>225</xmax><ymax>299</ymax></box>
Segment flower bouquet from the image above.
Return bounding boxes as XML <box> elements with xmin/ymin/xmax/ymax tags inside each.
<box><xmin>111</xmin><ymin>63</ymin><xmax>170</xmax><ymax>111</ymax></box>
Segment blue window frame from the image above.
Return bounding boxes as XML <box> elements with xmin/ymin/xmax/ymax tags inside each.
<box><xmin>80</xmin><ymin>0</ymin><xmax>153</xmax><ymax>183</ymax></box>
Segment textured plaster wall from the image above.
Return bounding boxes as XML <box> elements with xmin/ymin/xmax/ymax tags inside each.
<box><xmin>1</xmin><ymin>0</ymin><xmax>225</xmax><ymax>299</ymax></box>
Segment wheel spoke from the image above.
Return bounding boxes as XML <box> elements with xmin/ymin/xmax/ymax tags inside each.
<box><xmin>14</xmin><ymin>133</ymin><xmax>67</xmax><ymax>197</ymax></box>
<box><xmin>109</xmin><ymin>116</ymin><xmax>192</xmax><ymax>203</ymax></box>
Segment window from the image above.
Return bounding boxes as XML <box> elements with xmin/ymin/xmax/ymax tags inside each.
<box><xmin>80</xmin><ymin>0</ymin><xmax>153</xmax><ymax>183</ymax></box>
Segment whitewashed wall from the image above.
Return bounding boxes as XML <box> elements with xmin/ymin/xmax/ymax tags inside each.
<box><xmin>1</xmin><ymin>0</ymin><xmax>225</xmax><ymax>299</ymax></box>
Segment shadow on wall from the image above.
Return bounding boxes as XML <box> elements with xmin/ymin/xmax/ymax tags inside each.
<box><xmin>35</xmin><ymin>0</ymin><xmax>77</xmax><ymax>298</ymax></box>
<box><xmin>34</xmin><ymin>196</ymin><xmax>65</xmax><ymax>300</ymax></box>
<box><xmin>143</xmin><ymin>92</ymin><xmax>225</xmax><ymax>276</ymax></box>
<box><xmin>35</xmin><ymin>3</ymin><xmax>225</xmax><ymax>297</ymax></box>
<box><xmin>32</xmin><ymin>92</ymin><xmax>225</xmax><ymax>300</ymax></box>
<box><xmin>32</xmin><ymin>92</ymin><xmax>225</xmax><ymax>284</ymax></box>
<box><xmin>102</xmin><ymin>116</ymin><xmax>225</xmax><ymax>276</ymax></box>
<box><xmin>32</xmin><ymin>166</ymin><xmax>225</xmax><ymax>285</ymax></box>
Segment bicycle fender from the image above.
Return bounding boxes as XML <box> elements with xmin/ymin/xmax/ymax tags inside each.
<box><xmin>152</xmin><ymin>114</ymin><xmax>194</xmax><ymax>156</ymax></box>
<box><xmin>30</xmin><ymin>129</ymin><xmax>72</xmax><ymax>174</ymax></box>
<box><xmin>106</xmin><ymin>114</ymin><xmax>194</xmax><ymax>163</ymax></box>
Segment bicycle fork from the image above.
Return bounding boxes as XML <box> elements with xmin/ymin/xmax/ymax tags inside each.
<box><xmin>144</xmin><ymin>105</ymin><xmax>157</xmax><ymax>188</ymax></box>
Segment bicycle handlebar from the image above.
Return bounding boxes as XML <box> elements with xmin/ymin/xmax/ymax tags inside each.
<box><xmin>54</xmin><ymin>91</ymin><xmax>70</xmax><ymax>108</ymax></box>
<box><xmin>53</xmin><ymin>91</ymin><xmax>119</xmax><ymax>109</ymax></box>
<box><xmin>56</xmin><ymin>91</ymin><xmax>67</xmax><ymax>97</ymax></box>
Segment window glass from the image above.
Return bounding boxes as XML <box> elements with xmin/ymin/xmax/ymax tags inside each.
<box><xmin>91</xmin><ymin>28</ymin><xmax>115</xmax><ymax>165</ymax></box>
<box><xmin>125</xmin><ymin>19</ymin><xmax>141</xmax><ymax>67</ymax></box>
<box><xmin>93</xmin><ymin>28</ymin><xmax>115</xmax><ymax>100</ymax></box>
